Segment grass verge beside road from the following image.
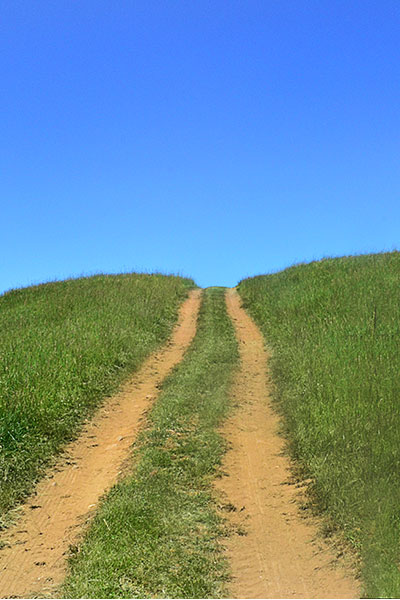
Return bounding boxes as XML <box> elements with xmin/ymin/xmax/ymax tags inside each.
<box><xmin>62</xmin><ymin>287</ymin><xmax>239</xmax><ymax>599</ymax></box>
<box><xmin>238</xmin><ymin>252</ymin><xmax>400</xmax><ymax>598</ymax></box>
<box><xmin>0</xmin><ymin>273</ymin><xmax>194</xmax><ymax>519</ymax></box>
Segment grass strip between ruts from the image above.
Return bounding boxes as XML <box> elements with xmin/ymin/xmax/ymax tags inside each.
<box><xmin>62</xmin><ymin>287</ymin><xmax>239</xmax><ymax>599</ymax></box>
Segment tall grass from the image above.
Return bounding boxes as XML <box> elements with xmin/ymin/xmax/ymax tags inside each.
<box><xmin>0</xmin><ymin>273</ymin><xmax>194</xmax><ymax>518</ymax></box>
<box><xmin>238</xmin><ymin>252</ymin><xmax>400</xmax><ymax>598</ymax></box>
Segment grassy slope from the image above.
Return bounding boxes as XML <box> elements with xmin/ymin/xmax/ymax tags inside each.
<box><xmin>238</xmin><ymin>252</ymin><xmax>400</xmax><ymax>598</ymax></box>
<box><xmin>0</xmin><ymin>273</ymin><xmax>194</xmax><ymax>519</ymax></box>
<box><xmin>62</xmin><ymin>288</ymin><xmax>239</xmax><ymax>599</ymax></box>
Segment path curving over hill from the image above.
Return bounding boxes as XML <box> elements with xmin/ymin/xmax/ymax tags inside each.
<box><xmin>0</xmin><ymin>289</ymin><xmax>201</xmax><ymax>599</ymax></box>
<box><xmin>217</xmin><ymin>288</ymin><xmax>359</xmax><ymax>599</ymax></box>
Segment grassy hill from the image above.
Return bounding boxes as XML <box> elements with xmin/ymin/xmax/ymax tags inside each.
<box><xmin>238</xmin><ymin>252</ymin><xmax>400</xmax><ymax>598</ymax></box>
<box><xmin>0</xmin><ymin>273</ymin><xmax>194</xmax><ymax>519</ymax></box>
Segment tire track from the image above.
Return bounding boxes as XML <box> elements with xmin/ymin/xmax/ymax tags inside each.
<box><xmin>0</xmin><ymin>289</ymin><xmax>201</xmax><ymax>599</ymax></box>
<box><xmin>217</xmin><ymin>288</ymin><xmax>359</xmax><ymax>599</ymax></box>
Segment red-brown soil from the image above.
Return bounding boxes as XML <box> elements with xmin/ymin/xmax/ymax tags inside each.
<box><xmin>0</xmin><ymin>289</ymin><xmax>201</xmax><ymax>599</ymax></box>
<box><xmin>216</xmin><ymin>289</ymin><xmax>360</xmax><ymax>599</ymax></box>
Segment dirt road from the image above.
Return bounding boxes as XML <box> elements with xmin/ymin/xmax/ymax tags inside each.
<box><xmin>0</xmin><ymin>289</ymin><xmax>201</xmax><ymax>599</ymax></box>
<box><xmin>217</xmin><ymin>289</ymin><xmax>359</xmax><ymax>599</ymax></box>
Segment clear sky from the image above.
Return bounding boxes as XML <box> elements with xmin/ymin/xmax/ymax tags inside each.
<box><xmin>1</xmin><ymin>1</ymin><xmax>399</xmax><ymax>292</ymax></box>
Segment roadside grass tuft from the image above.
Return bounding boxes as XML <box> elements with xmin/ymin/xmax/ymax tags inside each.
<box><xmin>62</xmin><ymin>287</ymin><xmax>239</xmax><ymax>599</ymax></box>
<box><xmin>0</xmin><ymin>273</ymin><xmax>194</xmax><ymax>518</ymax></box>
<box><xmin>238</xmin><ymin>251</ymin><xmax>400</xmax><ymax>598</ymax></box>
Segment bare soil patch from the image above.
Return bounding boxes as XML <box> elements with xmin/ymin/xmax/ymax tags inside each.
<box><xmin>0</xmin><ymin>289</ymin><xmax>201</xmax><ymax>599</ymax></box>
<box><xmin>217</xmin><ymin>289</ymin><xmax>359</xmax><ymax>599</ymax></box>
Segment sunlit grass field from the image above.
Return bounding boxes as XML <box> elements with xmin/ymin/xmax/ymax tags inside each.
<box><xmin>238</xmin><ymin>252</ymin><xmax>400</xmax><ymax>598</ymax></box>
<box><xmin>0</xmin><ymin>273</ymin><xmax>194</xmax><ymax>518</ymax></box>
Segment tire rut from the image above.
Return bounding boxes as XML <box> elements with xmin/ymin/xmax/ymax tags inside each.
<box><xmin>0</xmin><ymin>289</ymin><xmax>201</xmax><ymax>599</ymax></box>
<box><xmin>217</xmin><ymin>288</ymin><xmax>359</xmax><ymax>599</ymax></box>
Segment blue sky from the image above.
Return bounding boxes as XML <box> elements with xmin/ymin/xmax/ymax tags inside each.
<box><xmin>1</xmin><ymin>1</ymin><xmax>399</xmax><ymax>291</ymax></box>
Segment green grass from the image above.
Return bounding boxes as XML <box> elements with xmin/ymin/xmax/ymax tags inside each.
<box><xmin>0</xmin><ymin>273</ymin><xmax>194</xmax><ymax>519</ymax></box>
<box><xmin>62</xmin><ymin>287</ymin><xmax>239</xmax><ymax>599</ymax></box>
<box><xmin>238</xmin><ymin>251</ymin><xmax>400</xmax><ymax>598</ymax></box>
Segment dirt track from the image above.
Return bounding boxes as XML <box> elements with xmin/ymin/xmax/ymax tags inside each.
<box><xmin>217</xmin><ymin>289</ymin><xmax>360</xmax><ymax>599</ymax></box>
<box><xmin>0</xmin><ymin>289</ymin><xmax>201</xmax><ymax>599</ymax></box>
